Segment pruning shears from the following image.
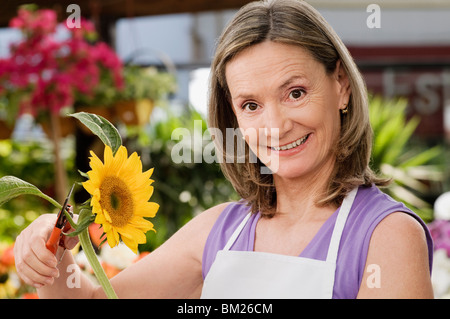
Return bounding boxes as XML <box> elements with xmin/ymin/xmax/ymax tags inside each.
<box><xmin>45</xmin><ymin>184</ymin><xmax>75</xmax><ymax>257</ymax></box>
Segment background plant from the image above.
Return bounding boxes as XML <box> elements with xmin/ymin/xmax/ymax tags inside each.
<box><xmin>369</xmin><ymin>95</ymin><xmax>444</xmax><ymax>222</ymax></box>
<box><xmin>0</xmin><ymin>138</ymin><xmax>76</xmax><ymax>241</ymax></box>
<box><xmin>117</xmin><ymin>66</ymin><xmax>176</xmax><ymax>102</ymax></box>
<box><xmin>0</xmin><ymin>5</ymin><xmax>123</xmax><ymax>118</ymax></box>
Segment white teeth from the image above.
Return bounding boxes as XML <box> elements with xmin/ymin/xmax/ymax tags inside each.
<box><xmin>272</xmin><ymin>134</ymin><xmax>309</xmax><ymax>151</ymax></box>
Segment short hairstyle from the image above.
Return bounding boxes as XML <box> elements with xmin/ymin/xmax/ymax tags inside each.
<box><xmin>208</xmin><ymin>0</ymin><xmax>389</xmax><ymax>217</ymax></box>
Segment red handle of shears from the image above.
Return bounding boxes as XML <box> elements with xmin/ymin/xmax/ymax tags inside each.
<box><xmin>45</xmin><ymin>228</ymin><xmax>63</xmax><ymax>254</ymax></box>
<box><xmin>45</xmin><ymin>206</ymin><xmax>73</xmax><ymax>254</ymax></box>
<box><xmin>45</xmin><ymin>184</ymin><xmax>75</xmax><ymax>255</ymax></box>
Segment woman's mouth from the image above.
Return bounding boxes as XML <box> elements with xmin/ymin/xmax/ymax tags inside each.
<box><xmin>270</xmin><ymin>133</ymin><xmax>311</xmax><ymax>151</ymax></box>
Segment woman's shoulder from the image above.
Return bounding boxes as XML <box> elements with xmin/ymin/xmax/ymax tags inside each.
<box><xmin>356</xmin><ymin>207</ymin><xmax>434</xmax><ymax>297</ymax></box>
<box><xmin>180</xmin><ymin>200</ymin><xmax>250</xmax><ymax>249</ymax></box>
<box><xmin>189</xmin><ymin>200</ymin><xmax>249</xmax><ymax>230</ymax></box>
<box><xmin>348</xmin><ymin>185</ymin><xmax>429</xmax><ymax>232</ymax></box>
<box><xmin>333</xmin><ymin>185</ymin><xmax>434</xmax><ymax>298</ymax></box>
<box><xmin>198</xmin><ymin>200</ymin><xmax>252</xmax><ymax>245</ymax></box>
<box><xmin>349</xmin><ymin>185</ymin><xmax>431</xmax><ymax>249</ymax></box>
<box><xmin>353</xmin><ymin>185</ymin><xmax>409</xmax><ymax>214</ymax></box>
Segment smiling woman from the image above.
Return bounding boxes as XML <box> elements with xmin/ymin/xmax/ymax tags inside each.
<box><xmin>208</xmin><ymin>0</ymin><xmax>388</xmax><ymax>217</ymax></box>
<box><xmin>202</xmin><ymin>0</ymin><xmax>434</xmax><ymax>299</ymax></box>
<box><xmin>226</xmin><ymin>42</ymin><xmax>345</xmax><ymax>186</ymax></box>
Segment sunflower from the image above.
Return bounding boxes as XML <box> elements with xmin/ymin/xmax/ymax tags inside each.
<box><xmin>82</xmin><ymin>145</ymin><xmax>159</xmax><ymax>253</ymax></box>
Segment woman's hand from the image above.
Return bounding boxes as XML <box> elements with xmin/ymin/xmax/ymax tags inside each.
<box><xmin>14</xmin><ymin>214</ymin><xmax>79</xmax><ymax>289</ymax></box>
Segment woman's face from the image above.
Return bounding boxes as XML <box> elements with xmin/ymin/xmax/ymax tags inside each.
<box><xmin>225</xmin><ymin>41</ymin><xmax>350</xmax><ymax>181</ymax></box>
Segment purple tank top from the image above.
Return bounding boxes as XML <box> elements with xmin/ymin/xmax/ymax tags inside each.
<box><xmin>202</xmin><ymin>185</ymin><xmax>433</xmax><ymax>299</ymax></box>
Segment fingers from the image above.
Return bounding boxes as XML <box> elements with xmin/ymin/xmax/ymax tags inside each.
<box><xmin>14</xmin><ymin>214</ymin><xmax>60</xmax><ymax>288</ymax></box>
<box><xmin>14</xmin><ymin>213</ymin><xmax>83</xmax><ymax>289</ymax></box>
<box><xmin>63</xmin><ymin>235</ymin><xmax>79</xmax><ymax>250</ymax></box>
<box><xmin>16</xmin><ymin>239</ymin><xmax>59</xmax><ymax>288</ymax></box>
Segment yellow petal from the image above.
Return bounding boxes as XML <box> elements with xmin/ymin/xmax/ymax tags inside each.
<box><xmin>102</xmin><ymin>209</ymin><xmax>113</xmax><ymax>223</ymax></box>
<box><xmin>106</xmin><ymin>228</ymin><xmax>120</xmax><ymax>248</ymax></box>
<box><xmin>94</xmin><ymin>212</ymin><xmax>107</xmax><ymax>225</ymax></box>
<box><xmin>102</xmin><ymin>221</ymin><xmax>111</xmax><ymax>233</ymax></box>
<box><xmin>127</xmin><ymin>216</ymin><xmax>154</xmax><ymax>231</ymax></box>
<box><xmin>122</xmin><ymin>152</ymin><xmax>141</xmax><ymax>175</ymax></box>
<box><xmin>103</xmin><ymin>145</ymin><xmax>114</xmax><ymax>170</ymax></box>
<box><xmin>118</xmin><ymin>225</ymin><xmax>147</xmax><ymax>243</ymax></box>
<box><xmin>136</xmin><ymin>202</ymin><xmax>159</xmax><ymax>218</ymax></box>
<box><xmin>82</xmin><ymin>180</ymin><xmax>96</xmax><ymax>195</ymax></box>
<box><xmin>88</xmin><ymin>151</ymin><xmax>105</xmax><ymax>172</ymax></box>
<box><xmin>112</xmin><ymin>146</ymin><xmax>128</xmax><ymax>173</ymax></box>
<box><xmin>121</xmin><ymin>236</ymin><xmax>138</xmax><ymax>254</ymax></box>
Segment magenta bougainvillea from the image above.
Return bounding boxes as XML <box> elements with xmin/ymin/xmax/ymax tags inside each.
<box><xmin>0</xmin><ymin>6</ymin><xmax>123</xmax><ymax>116</ymax></box>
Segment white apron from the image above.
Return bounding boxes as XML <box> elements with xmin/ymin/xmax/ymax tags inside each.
<box><xmin>201</xmin><ymin>188</ymin><xmax>358</xmax><ymax>299</ymax></box>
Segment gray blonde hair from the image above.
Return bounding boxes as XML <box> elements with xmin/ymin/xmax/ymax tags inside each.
<box><xmin>208</xmin><ymin>0</ymin><xmax>389</xmax><ymax>217</ymax></box>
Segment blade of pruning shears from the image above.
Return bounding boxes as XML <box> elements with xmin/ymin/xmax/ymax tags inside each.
<box><xmin>45</xmin><ymin>184</ymin><xmax>75</xmax><ymax>255</ymax></box>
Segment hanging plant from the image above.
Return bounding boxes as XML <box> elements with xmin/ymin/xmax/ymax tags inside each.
<box><xmin>0</xmin><ymin>5</ymin><xmax>124</xmax><ymax>118</ymax></box>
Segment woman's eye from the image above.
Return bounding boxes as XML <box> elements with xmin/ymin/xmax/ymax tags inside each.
<box><xmin>243</xmin><ymin>102</ymin><xmax>259</xmax><ymax>111</ymax></box>
<box><xmin>289</xmin><ymin>89</ymin><xmax>304</xmax><ymax>100</ymax></box>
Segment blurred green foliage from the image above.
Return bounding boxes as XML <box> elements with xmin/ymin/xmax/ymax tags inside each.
<box><xmin>369</xmin><ymin>96</ymin><xmax>445</xmax><ymax>222</ymax></box>
<box><xmin>0</xmin><ymin>138</ymin><xmax>76</xmax><ymax>241</ymax></box>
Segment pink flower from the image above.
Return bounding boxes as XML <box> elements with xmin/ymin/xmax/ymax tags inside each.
<box><xmin>10</xmin><ymin>8</ymin><xmax>57</xmax><ymax>37</ymax></box>
<box><xmin>1</xmin><ymin>6</ymin><xmax>124</xmax><ymax>115</ymax></box>
<box><xmin>66</xmin><ymin>17</ymin><xmax>97</xmax><ymax>41</ymax></box>
<box><xmin>9</xmin><ymin>8</ymin><xmax>31</xmax><ymax>29</ymax></box>
<box><xmin>428</xmin><ymin>219</ymin><xmax>450</xmax><ymax>257</ymax></box>
<box><xmin>0</xmin><ymin>8</ymin><xmax>123</xmax><ymax>114</ymax></box>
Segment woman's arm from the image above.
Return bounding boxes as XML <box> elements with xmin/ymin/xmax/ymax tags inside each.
<box><xmin>15</xmin><ymin>202</ymin><xmax>228</xmax><ymax>298</ymax></box>
<box><xmin>105</xmin><ymin>202</ymin><xmax>227</xmax><ymax>298</ymax></box>
<box><xmin>357</xmin><ymin>212</ymin><xmax>434</xmax><ymax>299</ymax></box>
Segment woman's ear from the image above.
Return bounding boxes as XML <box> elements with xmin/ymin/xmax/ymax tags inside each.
<box><xmin>334</xmin><ymin>60</ymin><xmax>351</xmax><ymax>108</ymax></box>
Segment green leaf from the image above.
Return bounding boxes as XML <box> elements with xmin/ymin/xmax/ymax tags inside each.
<box><xmin>78</xmin><ymin>170</ymin><xmax>89</xmax><ymax>179</ymax></box>
<box><xmin>398</xmin><ymin>145</ymin><xmax>442</xmax><ymax>168</ymax></box>
<box><xmin>383</xmin><ymin>116</ymin><xmax>420</xmax><ymax>165</ymax></box>
<box><xmin>65</xmin><ymin>215</ymin><xmax>95</xmax><ymax>237</ymax></box>
<box><xmin>0</xmin><ymin>176</ymin><xmax>61</xmax><ymax>209</ymax></box>
<box><xmin>69</xmin><ymin>112</ymin><xmax>122</xmax><ymax>155</ymax></box>
<box><xmin>98</xmin><ymin>235</ymin><xmax>108</xmax><ymax>249</ymax></box>
<box><xmin>64</xmin><ymin>208</ymin><xmax>95</xmax><ymax>237</ymax></box>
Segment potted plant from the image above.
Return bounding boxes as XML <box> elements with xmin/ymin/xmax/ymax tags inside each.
<box><xmin>113</xmin><ymin>66</ymin><xmax>176</xmax><ymax>126</ymax></box>
<box><xmin>369</xmin><ymin>95</ymin><xmax>444</xmax><ymax>221</ymax></box>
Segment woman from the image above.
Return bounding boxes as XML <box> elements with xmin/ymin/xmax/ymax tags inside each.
<box><xmin>14</xmin><ymin>0</ymin><xmax>433</xmax><ymax>298</ymax></box>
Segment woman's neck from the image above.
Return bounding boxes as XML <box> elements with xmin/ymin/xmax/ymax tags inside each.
<box><xmin>271</xmin><ymin>157</ymin><xmax>337</xmax><ymax>221</ymax></box>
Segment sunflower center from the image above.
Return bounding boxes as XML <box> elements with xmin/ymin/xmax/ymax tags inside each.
<box><xmin>99</xmin><ymin>176</ymin><xmax>134</xmax><ymax>227</ymax></box>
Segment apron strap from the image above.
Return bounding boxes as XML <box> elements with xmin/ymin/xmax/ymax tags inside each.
<box><xmin>223</xmin><ymin>211</ymin><xmax>252</xmax><ymax>251</ymax></box>
<box><xmin>326</xmin><ymin>187</ymin><xmax>358</xmax><ymax>263</ymax></box>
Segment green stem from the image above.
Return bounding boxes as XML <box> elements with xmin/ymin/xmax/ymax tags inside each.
<box><xmin>79</xmin><ymin>228</ymin><xmax>118</xmax><ymax>299</ymax></box>
<box><xmin>40</xmin><ymin>193</ymin><xmax>62</xmax><ymax>210</ymax></box>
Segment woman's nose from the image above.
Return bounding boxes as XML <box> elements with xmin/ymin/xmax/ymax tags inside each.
<box><xmin>263</xmin><ymin>104</ymin><xmax>293</xmax><ymax>140</ymax></box>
